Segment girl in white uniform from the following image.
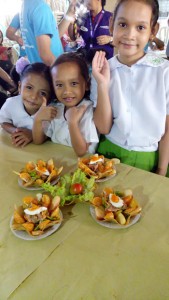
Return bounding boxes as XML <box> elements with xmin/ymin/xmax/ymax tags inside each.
<box><xmin>33</xmin><ymin>52</ymin><xmax>107</xmax><ymax>157</ymax></box>
<box><xmin>0</xmin><ymin>58</ymin><xmax>55</xmax><ymax>147</ymax></box>
<box><xmin>92</xmin><ymin>0</ymin><xmax>169</xmax><ymax>176</ymax></box>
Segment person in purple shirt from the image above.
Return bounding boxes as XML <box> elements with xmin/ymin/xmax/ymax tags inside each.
<box><xmin>69</xmin><ymin>0</ymin><xmax>113</xmax><ymax>63</ymax></box>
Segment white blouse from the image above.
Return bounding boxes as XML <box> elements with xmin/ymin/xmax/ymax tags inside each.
<box><xmin>90</xmin><ymin>53</ymin><xmax>169</xmax><ymax>151</ymax></box>
<box><xmin>0</xmin><ymin>95</ymin><xmax>35</xmax><ymax>129</ymax></box>
<box><xmin>43</xmin><ymin>99</ymin><xmax>99</xmax><ymax>153</ymax></box>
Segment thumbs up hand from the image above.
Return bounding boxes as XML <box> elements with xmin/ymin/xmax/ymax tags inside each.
<box><xmin>42</xmin><ymin>96</ymin><xmax>47</xmax><ymax>107</ymax></box>
<box><xmin>35</xmin><ymin>97</ymin><xmax>58</xmax><ymax>122</ymax></box>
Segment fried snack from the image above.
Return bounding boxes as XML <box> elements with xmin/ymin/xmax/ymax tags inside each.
<box><xmin>51</xmin><ymin>207</ymin><xmax>60</xmax><ymax>218</ymax></box>
<box><xmin>38</xmin><ymin>219</ymin><xmax>51</xmax><ymax>230</ymax></box>
<box><xmin>41</xmin><ymin>194</ymin><xmax>51</xmax><ymax>208</ymax></box>
<box><xmin>11</xmin><ymin>193</ymin><xmax>62</xmax><ymax>236</ymax></box>
<box><xmin>22</xmin><ymin>222</ymin><xmax>35</xmax><ymax>232</ymax></box>
<box><xmin>13</xmin><ymin>210</ymin><xmax>25</xmax><ymax>224</ymax></box>
<box><xmin>78</xmin><ymin>154</ymin><xmax>118</xmax><ymax>180</ymax></box>
<box><xmin>22</xmin><ymin>196</ymin><xmax>39</xmax><ymax>208</ymax></box>
<box><xmin>13</xmin><ymin>158</ymin><xmax>63</xmax><ymax>188</ymax></box>
<box><xmin>91</xmin><ymin>187</ymin><xmax>142</xmax><ymax>226</ymax></box>
<box><xmin>31</xmin><ymin>230</ymin><xmax>43</xmax><ymax>236</ymax></box>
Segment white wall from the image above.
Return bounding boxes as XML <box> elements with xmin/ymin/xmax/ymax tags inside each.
<box><xmin>105</xmin><ymin>0</ymin><xmax>116</xmax><ymax>12</ymax></box>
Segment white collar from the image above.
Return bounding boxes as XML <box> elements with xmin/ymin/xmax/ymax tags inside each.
<box><xmin>109</xmin><ymin>53</ymin><xmax>165</xmax><ymax>70</ymax></box>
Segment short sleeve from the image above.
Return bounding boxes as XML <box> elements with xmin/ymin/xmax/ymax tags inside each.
<box><xmin>0</xmin><ymin>98</ymin><xmax>13</xmax><ymax>124</ymax></box>
<box><xmin>32</xmin><ymin>4</ymin><xmax>57</xmax><ymax>37</ymax></box>
<box><xmin>9</xmin><ymin>13</ymin><xmax>20</xmax><ymax>29</ymax></box>
<box><xmin>79</xmin><ymin>102</ymin><xmax>99</xmax><ymax>153</ymax></box>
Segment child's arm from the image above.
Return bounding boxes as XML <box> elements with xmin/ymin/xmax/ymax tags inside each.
<box><xmin>1</xmin><ymin>123</ymin><xmax>32</xmax><ymax>147</ymax></box>
<box><xmin>32</xmin><ymin>117</ymin><xmax>48</xmax><ymax>145</ymax></box>
<box><xmin>1</xmin><ymin>122</ymin><xmax>17</xmax><ymax>134</ymax></box>
<box><xmin>32</xmin><ymin>98</ymin><xmax>57</xmax><ymax>144</ymax></box>
<box><xmin>65</xmin><ymin>105</ymin><xmax>89</xmax><ymax>157</ymax></box>
<box><xmin>92</xmin><ymin>51</ymin><xmax>113</xmax><ymax>134</ymax></box>
<box><xmin>156</xmin><ymin>115</ymin><xmax>169</xmax><ymax>176</ymax></box>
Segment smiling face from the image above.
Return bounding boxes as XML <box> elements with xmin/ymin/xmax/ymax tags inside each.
<box><xmin>51</xmin><ymin>62</ymin><xmax>87</xmax><ymax>108</ymax></box>
<box><xmin>19</xmin><ymin>73</ymin><xmax>51</xmax><ymax>115</ymax></box>
<box><xmin>112</xmin><ymin>0</ymin><xmax>156</xmax><ymax>65</ymax></box>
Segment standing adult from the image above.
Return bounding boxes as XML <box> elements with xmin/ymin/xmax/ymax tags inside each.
<box><xmin>19</xmin><ymin>0</ymin><xmax>76</xmax><ymax>66</ymax></box>
<box><xmin>69</xmin><ymin>0</ymin><xmax>113</xmax><ymax>63</ymax></box>
<box><xmin>6</xmin><ymin>13</ymin><xmax>26</xmax><ymax>58</ymax></box>
<box><xmin>19</xmin><ymin>0</ymin><xmax>63</xmax><ymax>65</ymax></box>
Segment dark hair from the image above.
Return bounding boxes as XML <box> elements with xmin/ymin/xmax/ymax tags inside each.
<box><xmin>112</xmin><ymin>0</ymin><xmax>159</xmax><ymax>27</ymax></box>
<box><xmin>10</xmin><ymin>65</ymin><xmax>20</xmax><ymax>87</ymax></box>
<box><xmin>101</xmin><ymin>0</ymin><xmax>106</xmax><ymax>7</ymax></box>
<box><xmin>20</xmin><ymin>62</ymin><xmax>51</xmax><ymax>83</ymax></box>
<box><xmin>0</xmin><ymin>30</ymin><xmax>3</xmax><ymax>45</ymax></box>
<box><xmin>11</xmin><ymin>62</ymin><xmax>55</xmax><ymax>101</ymax></box>
<box><xmin>51</xmin><ymin>52</ymin><xmax>90</xmax><ymax>96</ymax></box>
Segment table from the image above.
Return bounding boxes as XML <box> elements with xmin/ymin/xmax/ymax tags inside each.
<box><xmin>0</xmin><ymin>128</ymin><xmax>169</xmax><ymax>300</ymax></box>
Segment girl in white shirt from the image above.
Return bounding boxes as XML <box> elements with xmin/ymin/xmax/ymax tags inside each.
<box><xmin>92</xmin><ymin>0</ymin><xmax>169</xmax><ymax>176</ymax></box>
<box><xmin>0</xmin><ymin>58</ymin><xmax>55</xmax><ymax>147</ymax></box>
<box><xmin>33</xmin><ymin>52</ymin><xmax>111</xmax><ymax>157</ymax></box>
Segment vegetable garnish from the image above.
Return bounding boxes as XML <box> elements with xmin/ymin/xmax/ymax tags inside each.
<box><xmin>42</xmin><ymin>169</ymin><xmax>96</xmax><ymax>206</ymax></box>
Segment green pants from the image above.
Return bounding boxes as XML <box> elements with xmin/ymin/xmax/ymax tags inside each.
<box><xmin>97</xmin><ymin>136</ymin><xmax>159</xmax><ymax>173</ymax></box>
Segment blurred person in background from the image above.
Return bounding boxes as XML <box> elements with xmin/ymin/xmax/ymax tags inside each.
<box><xmin>0</xmin><ymin>67</ymin><xmax>16</xmax><ymax>107</ymax></box>
<box><xmin>0</xmin><ymin>30</ymin><xmax>15</xmax><ymax>94</ymax></box>
<box><xmin>6</xmin><ymin>13</ymin><xmax>26</xmax><ymax>58</ymax></box>
<box><xmin>68</xmin><ymin>0</ymin><xmax>113</xmax><ymax>63</ymax></box>
<box><xmin>20</xmin><ymin>0</ymin><xmax>76</xmax><ymax>66</ymax></box>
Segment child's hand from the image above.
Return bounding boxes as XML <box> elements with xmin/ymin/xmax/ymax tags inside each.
<box><xmin>92</xmin><ymin>51</ymin><xmax>110</xmax><ymax>86</ymax></box>
<box><xmin>11</xmin><ymin>128</ymin><xmax>33</xmax><ymax>147</ymax></box>
<box><xmin>65</xmin><ymin>105</ymin><xmax>87</xmax><ymax>124</ymax></box>
<box><xmin>35</xmin><ymin>97</ymin><xmax>57</xmax><ymax>122</ymax></box>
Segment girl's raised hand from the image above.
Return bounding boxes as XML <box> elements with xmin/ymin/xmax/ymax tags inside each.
<box><xmin>92</xmin><ymin>51</ymin><xmax>110</xmax><ymax>86</ymax></box>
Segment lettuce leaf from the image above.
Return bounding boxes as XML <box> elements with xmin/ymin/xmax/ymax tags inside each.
<box><xmin>42</xmin><ymin>169</ymin><xmax>95</xmax><ymax>206</ymax></box>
